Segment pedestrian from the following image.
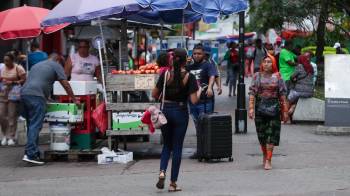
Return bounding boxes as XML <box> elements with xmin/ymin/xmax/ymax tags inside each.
<box><xmin>279</xmin><ymin>40</ymin><xmax>297</xmax><ymax>93</ymax></box>
<box><xmin>156</xmin><ymin>51</ymin><xmax>171</xmax><ymax>75</ymax></box>
<box><xmin>287</xmin><ymin>53</ymin><xmax>314</xmax><ymax>117</ymax></box>
<box><xmin>204</xmin><ymin>46</ymin><xmax>222</xmax><ymax>111</ymax></box>
<box><xmin>21</xmin><ymin>53</ymin><xmax>77</xmax><ymax>165</ymax></box>
<box><xmin>223</xmin><ymin>42</ymin><xmax>232</xmax><ymax>86</ymax></box>
<box><xmin>245</xmin><ymin>40</ymin><xmax>255</xmax><ymax>77</ymax></box>
<box><xmin>186</xmin><ymin>44</ymin><xmax>218</xmax><ymax>159</ymax></box>
<box><xmin>28</xmin><ymin>41</ymin><xmax>48</xmax><ymax>71</ymax></box>
<box><xmin>274</xmin><ymin>37</ymin><xmax>283</xmax><ymax>70</ymax></box>
<box><xmin>224</xmin><ymin>42</ymin><xmax>239</xmax><ymax>96</ymax></box>
<box><xmin>64</xmin><ymin>40</ymin><xmax>101</xmax><ymax>81</ymax></box>
<box><xmin>251</xmin><ymin>39</ymin><xmax>267</xmax><ymax>74</ymax></box>
<box><xmin>334</xmin><ymin>42</ymin><xmax>346</xmax><ymax>54</ymax></box>
<box><xmin>0</xmin><ymin>52</ymin><xmax>26</xmax><ymax>146</ymax></box>
<box><xmin>152</xmin><ymin>48</ymin><xmax>201</xmax><ymax>192</ymax></box>
<box><xmin>248</xmin><ymin>54</ymin><xmax>289</xmax><ymax>170</ymax></box>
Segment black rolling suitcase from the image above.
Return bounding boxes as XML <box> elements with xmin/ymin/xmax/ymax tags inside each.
<box><xmin>197</xmin><ymin>112</ymin><xmax>233</xmax><ymax>162</ymax></box>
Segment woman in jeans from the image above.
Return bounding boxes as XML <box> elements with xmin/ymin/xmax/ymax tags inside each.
<box><xmin>248</xmin><ymin>54</ymin><xmax>288</xmax><ymax>170</ymax></box>
<box><xmin>152</xmin><ymin>48</ymin><xmax>201</xmax><ymax>192</ymax></box>
<box><xmin>0</xmin><ymin>52</ymin><xmax>26</xmax><ymax>146</ymax></box>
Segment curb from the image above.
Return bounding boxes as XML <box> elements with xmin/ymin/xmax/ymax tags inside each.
<box><xmin>315</xmin><ymin>125</ymin><xmax>350</xmax><ymax>136</ymax></box>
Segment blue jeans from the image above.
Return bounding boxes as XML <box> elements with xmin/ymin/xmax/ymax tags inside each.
<box><xmin>228</xmin><ymin>69</ymin><xmax>238</xmax><ymax>95</ymax></box>
<box><xmin>160</xmin><ymin>103</ymin><xmax>189</xmax><ymax>182</ymax></box>
<box><xmin>22</xmin><ymin>95</ymin><xmax>46</xmax><ymax>159</ymax></box>
<box><xmin>189</xmin><ymin>100</ymin><xmax>214</xmax><ymax>128</ymax></box>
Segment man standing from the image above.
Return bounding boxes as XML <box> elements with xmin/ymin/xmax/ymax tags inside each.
<box><xmin>252</xmin><ymin>39</ymin><xmax>267</xmax><ymax>73</ymax></box>
<box><xmin>279</xmin><ymin>40</ymin><xmax>297</xmax><ymax>91</ymax></box>
<box><xmin>27</xmin><ymin>42</ymin><xmax>48</xmax><ymax>71</ymax></box>
<box><xmin>187</xmin><ymin>44</ymin><xmax>218</xmax><ymax>158</ymax></box>
<box><xmin>21</xmin><ymin>54</ymin><xmax>77</xmax><ymax>165</ymax></box>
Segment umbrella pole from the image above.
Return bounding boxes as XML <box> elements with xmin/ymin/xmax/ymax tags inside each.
<box><xmin>25</xmin><ymin>40</ymin><xmax>31</xmax><ymax>75</ymax></box>
<box><xmin>97</xmin><ymin>40</ymin><xmax>108</xmax><ymax>103</ymax></box>
<box><xmin>160</xmin><ymin>21</ymin><xmax>164</xmax><ymax>51</ymax></box>
<box><xmin>181</xmin><ymin>11</ymin><xmax>185</xmax><ymax>48</ymax></box>
<box><xmin>98</xmin><ymin>18</ymin><xmax>109</xmax><ymax>72</ymax></box>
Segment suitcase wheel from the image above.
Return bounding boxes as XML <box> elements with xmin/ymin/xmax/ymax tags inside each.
<box><xmin>229</xmin><ymin>157</ymin><xmax>234</xmax><ymax>162</ymax></box>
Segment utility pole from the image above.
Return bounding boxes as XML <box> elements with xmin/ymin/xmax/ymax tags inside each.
<box><xmin>235</xmin><ymin>11</ymin><xmax>247</xmax><ymax>134</ymax></box>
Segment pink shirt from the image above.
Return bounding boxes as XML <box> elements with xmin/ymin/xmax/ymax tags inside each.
<box><xmin>70</xmin><ymin>53</ymin><xmax>99</xmax><ymax>81</ymax></box>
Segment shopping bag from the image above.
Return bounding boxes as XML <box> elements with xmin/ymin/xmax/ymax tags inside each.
<box><xmin>92</xmin><ymin>102</ymin><xmax>108</xmax><ymax>134</ymax></box>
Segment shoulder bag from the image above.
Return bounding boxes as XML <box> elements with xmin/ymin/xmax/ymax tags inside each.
<box><xmin>255</xmin><ymin>73</ymin><xmax>280</xmax><ymax>117</ymax></box>
<box><xmin>8</xmin><ymin>65</ymin><xmax>22</xmax><ymax>101</ymax></box>
<box><xmin>148</xmin><ymin>71</ymin><xmax>169</xmax><ymax>129</ymax></box>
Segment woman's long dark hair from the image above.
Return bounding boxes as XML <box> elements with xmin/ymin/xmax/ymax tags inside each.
<box><xmin>172</xmin><ymin>48</ymin><xmax>187</xmax><ymax>90</ymax></box>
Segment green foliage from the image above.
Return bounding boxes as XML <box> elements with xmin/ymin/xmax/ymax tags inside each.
<box><xmin>302</xmin><ymin>46</ymin><xmax>349</xmax><ymax>54</ymax></box>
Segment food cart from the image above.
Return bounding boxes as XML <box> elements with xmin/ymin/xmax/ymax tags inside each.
<box><xmin>105</xmin><ymin>71</ymin><xmax>160</xmax><ymax>150</ymax></box>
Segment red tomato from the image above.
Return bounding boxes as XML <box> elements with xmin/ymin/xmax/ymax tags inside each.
<box><xmin>111</xmin><ymin>70</ymin><xmax>118</xmax><ymax>74</ymax></box>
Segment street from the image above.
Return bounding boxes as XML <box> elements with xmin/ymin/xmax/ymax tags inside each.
<box><xmin>0</xmin><ymin>82</ymin><xmax>350</xmax><ymax>196</ymax></box>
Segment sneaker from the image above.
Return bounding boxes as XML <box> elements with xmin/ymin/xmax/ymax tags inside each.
<box><xmin>22</xmin><ymin>155</ymin><xmax>45</xmax><ymax>165</ymax></box>
<box><xmin>1</xmin><ymin>138</ymin><xmax>7</xmax><ymax>146</ymax></box>
<box><xmin>7</xmin><ymin>139</ymin><xmax>15</xmax><ymax>146</ymax></box>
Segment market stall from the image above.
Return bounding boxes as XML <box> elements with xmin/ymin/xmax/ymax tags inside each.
<box><xmin>41</xmin><ymin>0</ymin><xmax>249</xmax><ymax>156</ymax></box>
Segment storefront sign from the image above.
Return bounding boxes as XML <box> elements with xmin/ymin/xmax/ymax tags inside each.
<box><xmin>325</xmin><ymin>55</ymin><xmax>350</xmax><ymax>126</ymax></box>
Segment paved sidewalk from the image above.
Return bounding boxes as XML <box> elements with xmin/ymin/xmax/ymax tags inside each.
<box><xmin>1</xmin><ymin>78</ymin><xmax>350</xmax><ymax>196</ymax></box>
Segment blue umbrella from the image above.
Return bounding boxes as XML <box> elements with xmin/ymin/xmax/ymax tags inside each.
<box><xmin>42</xmin><ymin>0</ymin><xmax>145</xmax><ymax>26</ymax></box>
<box><xmin>189</xmin><ymin>0</ymin><xmax>248</xmax><ymax>23</ymax></box>
<box><xmin>42</xmin><ymin>0</ymin><xmax>196</xmax><ymax>26</ymax></box>
<box><xmin>42</xmin><ymin>0</ymin><xmax>248</xmax><ymax>26</ymax></box>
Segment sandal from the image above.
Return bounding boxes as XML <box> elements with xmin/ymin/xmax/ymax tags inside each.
<box><xmin>168</xmin><ymin>183</ymin><xmax>182</xmax><ymax>192</ymax></box>
<box><xmin>156</xmin><ymin>171</ymin><xmax>166</xmax><ymax>189</ymax></box>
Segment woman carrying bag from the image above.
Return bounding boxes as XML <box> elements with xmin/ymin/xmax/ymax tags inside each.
<box><xmin>248</xmin><ymin>54</ymin><xmax>289</xmax><ymax>170</ymax></box>
<box><xmin>0</xmin><ymin>52</ymin><xmax>26</xmax><ymax>146</ymax></box>
<box><xmin>152</xmin><ymin>48</ymin><xmax>201</xmax><ymax>192</ymax></box>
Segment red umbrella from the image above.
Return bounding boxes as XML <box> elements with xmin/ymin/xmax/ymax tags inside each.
<box><xmin>0</xmin><ymin>5</ymin><xmax>69</xmax><ymax>40</ymax></box>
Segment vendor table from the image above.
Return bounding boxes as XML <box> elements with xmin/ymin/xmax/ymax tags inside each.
<box><xmin>105</xmin><ymin>73</ymin><xmax>159</xmax><ymax>150</ymax></box>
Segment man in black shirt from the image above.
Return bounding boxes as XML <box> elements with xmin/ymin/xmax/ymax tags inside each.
<box><xmin>186</xmin><ymin>44</ymin><xmax>218</xmax><ymax>158</ymax></box>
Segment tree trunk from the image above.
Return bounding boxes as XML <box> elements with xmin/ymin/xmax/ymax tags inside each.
<box><xmin>315</xmin><ymin>0</ymin><xmax>329</xmax><ymax>65</ymax></box>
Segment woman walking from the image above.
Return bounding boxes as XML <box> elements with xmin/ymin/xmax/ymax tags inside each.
<box><xmin>248</xmin><ymin>54</ymin><xmax>289</xmax><ymax>170</ymax></box>
<box><xmin>0</xmin><ymin>52</ymin><xmax>26</xmax><ymax>146</ymax></box>
<box><xmin>152</xmin><ymin>48</ymin><xmax>201</xmax><ymax>192</ymax></box>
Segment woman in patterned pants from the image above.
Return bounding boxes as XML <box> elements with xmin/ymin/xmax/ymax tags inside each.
<box><xmin>248</xmin><ymin>54</ymin><xmax>289</xmax><ymax>170</ymax></box>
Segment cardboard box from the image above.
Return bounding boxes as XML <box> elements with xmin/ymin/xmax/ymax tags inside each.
<box><xmin>97</xmin><ymin>151</ymin><xmax>133</xmax><ymax>164</ymax></box>
<box><xmin>112</xmin><ymin>112</ymin><xmax>146</xmax><ymax>130</ymax></box>
<box><xmin>53</xmin><ymin>81</ymin><xmax>97</xmax><ymax>95</ymax></box>
<box><xmin>45</xmin><ymin>103</ymin><xmax>84</xmax><ymax>123</ymax></box>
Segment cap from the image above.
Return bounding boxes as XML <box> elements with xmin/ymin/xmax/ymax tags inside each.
<box><xmin>333</xmin><ymin>42</ymin><xmax>341</xmax><ymax>48</ymax></box>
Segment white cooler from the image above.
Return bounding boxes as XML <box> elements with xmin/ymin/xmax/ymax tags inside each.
<box><xmin>53</xmin><ymin>81</ymin><xmax>98</xmax><ymax>95</ymax></box>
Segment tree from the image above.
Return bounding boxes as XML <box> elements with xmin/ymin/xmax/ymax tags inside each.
<box><xmin>248</xmin><ymin>0</ymin><xmax>350</xmax><ymax>63</ymax></box>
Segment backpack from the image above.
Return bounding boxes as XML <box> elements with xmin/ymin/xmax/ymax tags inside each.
<box><xmin>230</xmin><ymin>49</ymin><xmax>239</xmax><ymax>64</ymax></box>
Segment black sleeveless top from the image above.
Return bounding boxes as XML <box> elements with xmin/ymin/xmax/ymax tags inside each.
<box><xmin>156</xmin><ymin>71</ymin><xmax>198</xmax><ymax>103</ymax></box>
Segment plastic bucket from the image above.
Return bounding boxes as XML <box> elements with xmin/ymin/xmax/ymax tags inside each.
<box><xmin>50</xmin><ymin>124</ymin><xmax>71</xmax><ymax>151</ymax></box>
